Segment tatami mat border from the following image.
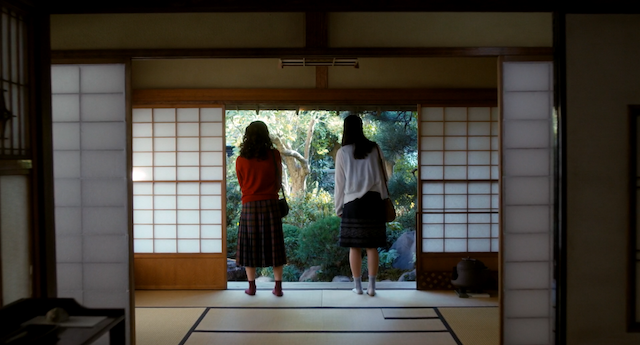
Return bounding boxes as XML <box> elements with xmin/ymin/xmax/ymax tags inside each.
<box><xmin>178</xmin><ymin>308</ymin><xmax>209</xmax><ymax>345</ymax></box>
<box><xmin>435</xmin><ymin>308</ymin><xmax>464</xmax><ymax>345</ymax></box>
<box><xmin>170</xmin><ymin>306</ymin><xmax>467</xmax><ymax>345</ymax></box>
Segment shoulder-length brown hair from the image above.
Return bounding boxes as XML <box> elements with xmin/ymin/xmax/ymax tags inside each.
<box><xmin>239</xmin><ymin>121</ymin><xmax>274</xmax><ymax>160</ymax></box>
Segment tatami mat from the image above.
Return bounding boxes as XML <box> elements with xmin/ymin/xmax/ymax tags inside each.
<box><xmin>135</xmin><ymin>289</ymin><xmax>498</xmax><ymax>308</ymax></box>
<box><xmin>134</xmin><ymin>307</ymin><xmax>205</xmax><ymax>345</ymax></box>
<box><xmin>439</xmin><ymin>307</ymin><xmax>500</xmax><ymax>345</ymax></box>
<box><xmin>197</xmin><ymin>308</ymin><xmax>447</xmax><ymax>332</ymax></box>
<box><xmin>134</xmin><ymin>289</ymin><xmax>499</xmax><ymax>345</ymax></box>
<box><xmin>321</xmin><ymin>290</ymin><xmax>497</xmax><ymax>308</ymax></box>
<box><xmin>381</xmin><ymin>308</ymin><xmax>438</xmax><ymax>319</ymax></box>
<box><xmin>184</xmin><ymin>332</ymin><xmax>459</xmax><ymax>345</ymax></box>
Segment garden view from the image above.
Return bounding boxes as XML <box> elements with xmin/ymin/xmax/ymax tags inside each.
<box><xmin>225</xmin><ymin>110</ymin><xmax>418</xmax><ymax>283</ymax></box>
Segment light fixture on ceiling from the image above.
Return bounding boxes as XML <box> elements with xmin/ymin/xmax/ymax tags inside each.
<box><xmin>279</xmin><ymin>58</ymin><xmax>359</xmax><ymax>68</ymax></box>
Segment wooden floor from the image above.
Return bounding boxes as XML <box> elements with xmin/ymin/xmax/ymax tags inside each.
<box><xmin>135</xmin><ymin>283</ymin><xmax>499</xmax><ymax>345</ymax></box>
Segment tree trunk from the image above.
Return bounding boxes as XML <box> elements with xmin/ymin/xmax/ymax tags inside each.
<box><xmin>271</xmin><ymin>120</ymin><xmax>316</xmax><ymax>197</ymax></box>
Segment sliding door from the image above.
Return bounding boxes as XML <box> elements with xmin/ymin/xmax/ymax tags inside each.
<box><xmin>132</xmin><ymin>106</ymin><xmax>227</xmax><ymax>289</ymax></box>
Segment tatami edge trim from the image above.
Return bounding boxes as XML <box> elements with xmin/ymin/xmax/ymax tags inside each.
<box><xmin>435</xmin><ymin>308</ymin><xmax>464</xmax><ymax>345</ymax></box>
<box><xmin>191</xmin><ymin>330</ymin><xmax>452</xmax><ymax>334</ymax></box>
<box><xmin>178</xmin><ymin>308</ymin><xmax>209</xmax><ymax>345</ymax></box>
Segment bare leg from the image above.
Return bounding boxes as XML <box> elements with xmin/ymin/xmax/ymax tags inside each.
<box><xmin>350</xmin><ymin>248</ymin><xmax>362</xmax><ymax>278</ymax></box>
<box><xmin>366</xmin><ymin>248</ymin><xmax>379</xmax><ymax>296</ymax></box>
<box><xmin>365</xmin><ymin>248</ymin><xmax>379</xmax><ymax>277</ymax></box>
<box><xmin>350</xmin><ymin>248</ymin><xmax>363</xmax><ymax>294</ymax></box>
<box><xmin>273</xmin><ymin>265</ymin><xmax>283</xmax><ymax>281</ymax></box>
<box><xmin>246</xmin><ymin>267</ymin><xmax>256</xmax><ymax>281</ymax></box>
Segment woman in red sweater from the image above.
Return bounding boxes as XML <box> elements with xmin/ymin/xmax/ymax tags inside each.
<box><xmin>235</xmin><ymin>121</ymin><xmax>286</xmax><ymax>297</ymax></box>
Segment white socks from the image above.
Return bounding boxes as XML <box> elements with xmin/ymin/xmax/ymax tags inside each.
<box><xmin>367</xmin><ymin>276</ymin><xmax>376</xmax><ymax>296</ymax></box>
<box><xmin>352</xmin><ymin>277</ymin><xmax>363</xmax><ymax>294</ymax></box>
<box><xmin>352</xmin><ymin>276</ymin><xmax>376</xmax><ymax>296</ymax></box>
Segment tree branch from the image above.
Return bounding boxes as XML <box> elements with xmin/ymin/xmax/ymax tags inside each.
<box><xmin>303</xmin><ymin>117</ymin><xmax>318</xmax><ymax>159</ymax></box>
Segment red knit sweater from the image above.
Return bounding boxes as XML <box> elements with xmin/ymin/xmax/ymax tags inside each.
<box><xmin>235</xmin><ymin>149</ymin><xmax>282</xmax><ymax>204</ymax></box>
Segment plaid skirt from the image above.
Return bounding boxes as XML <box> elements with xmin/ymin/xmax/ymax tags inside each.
<box><xmin>236</xmin><ymin>199</ymin><xmax>287</xmax><ymax>268</ymax></box>
<box><xmin>339</xmin><ymin>191</ymin><xmax>387</xmax><ymax>248</ymax></box>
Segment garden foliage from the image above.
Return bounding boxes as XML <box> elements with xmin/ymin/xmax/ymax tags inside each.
<box><xmin>226</xmin><ymin>110</ymin><xmax>418</xmax><ymax>282</ymax></box>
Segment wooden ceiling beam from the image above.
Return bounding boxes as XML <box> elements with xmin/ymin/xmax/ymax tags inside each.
<box><xmin>132</xmin><ymin>88</ymin><xmax>498</xmax><ymax>108</ymax></box>
<box><xmin>305</xmin><ymin>12</ymin><xmax>328</xmax><ymax>49</ymax></box>
<box><xmin>42</xmin><ymin>0</ymin><xmax>640</xmax><ymax>15</ymax></box>
<box><xmin>52</xmin><ymin>47</ymin><xmax>553</xmax><ymax>61</ymax></box>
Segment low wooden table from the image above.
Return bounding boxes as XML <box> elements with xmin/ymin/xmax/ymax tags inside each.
<box><xmin>0</xmin><ymin>298</ymin><xmax>125</xmax><ymax>345</ymax></box>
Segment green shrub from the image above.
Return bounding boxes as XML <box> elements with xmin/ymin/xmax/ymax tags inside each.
<box><xmin>379</xmin><ymin>249</ymin><xmax>399</xmax><ymax>269</ymax></box>
<box><xmin>226</xmin><ymin>224</ymin><xmax>238</xmax><ymax>259</ymax></box>
<box><xmin>258</xmin><ymin>264</ymin><xmax>303</xmax><ymax>282</ymax></box>
<box><xmin>282</xmin><ymin>265</ymin><xmax>303</xmax><ymax>282</ymax></box>
<box><xmin>296</xmin><ymin>216</ymin><xmax>350</xmax><ymax>280</ymax></box>
<box><xmin>395</xmin><ymin>207</ymin><xmax>416</xmax><ymax>232</ymax></box>
<box><xmin>283</xmin><ymin>224</ymin><xmax>302</xmax><ymax>267</ymax></box>
<box><xmin>285</xmin><ymin>189</ymin><xmax>335</xmax><ymax>229</ymax></box>
<box><xmin>385</xmin><ymin>221</ymin><xmax>404</xmax><ymax>250</ymax></box>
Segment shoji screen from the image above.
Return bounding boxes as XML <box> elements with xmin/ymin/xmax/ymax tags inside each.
<box><xmin>501</xmin><ymin>60</ymin><xmax>555</xmax><ymax>344</ymax></box>
<box><xmin>1</xmin><ymin>6</ymin><xmax>29</xmax><ymax>157</ymax></box>
<box><xmin>1</xmin><ymin>5</ymin><xmax>31</xmax><ymax>306</ymax></box>
<box><xmin>132</xmin><ymin>108</ymin><xmax>225</xmax><ymax>254</ymax></box>
<box><xmin>419</xmin><ymin>107</ymin><xmax>499</xmax><ymax>253</ymax></box>
<box><xmin>51</xmin><ymin>64</ymin><xmax>131</xmax><ymax>344</ymax></box>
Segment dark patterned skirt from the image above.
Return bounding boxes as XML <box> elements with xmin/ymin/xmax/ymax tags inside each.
<box><xmin>236</xmin><ymin>199</ymin><xmax>287</xmax><ymax>268</ymax></box>
<box><xmin>339</xmin><ymin>191</ymin><xmax>387</xmax><ymax>248</ymax></box>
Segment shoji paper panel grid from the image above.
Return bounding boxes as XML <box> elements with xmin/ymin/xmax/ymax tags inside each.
<box><xmin>51</xmin><ymin>64</ymin><xmax>130</xmax><ymax>324</ymax></box>
<box><xmin>0</xmin><ymin>8</ymin><xmax>29</xmax><ymax>158</ymax></box>
<box><xmin>420</xmin><ymin>107</ymin><xmax>499</xmax><ymax>253</ymax></box>
<box><xmin>501</xmin><ymin>61</ymin><xmax>555</xmax><ymax>345</ymax></box>
<box><xmin>132</xmin><ymin>108</ymin><xmax>224</xmax><ymax>254</ymax></box>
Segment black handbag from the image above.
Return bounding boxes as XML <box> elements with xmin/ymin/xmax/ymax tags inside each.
<box><xmin>272</xmin><ymin>150</ymin><xmax>289</xmax><ymax>217</ymax></box>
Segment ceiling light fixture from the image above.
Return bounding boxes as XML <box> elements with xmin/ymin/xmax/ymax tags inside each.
<box><xmin>279</xmin><ymin>58</ymin><xmax>359</xmax><ymax>68</ymax></box>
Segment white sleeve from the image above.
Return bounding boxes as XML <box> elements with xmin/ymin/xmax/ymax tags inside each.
<box><xmin>334</xmin><ymin>149</ymin><xmax>346</xmax><ymax>216</ymax></box>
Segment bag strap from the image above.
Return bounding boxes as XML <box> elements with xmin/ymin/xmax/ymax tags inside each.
<box><xmin>271</xmin><ymin>150</ymin><xmax>286</xmax><ymax>201</ymax></box>
<box><xmin>375</xmin><ymin>144</ymin><xmax>390</xmax><ymax>195</ymax></box>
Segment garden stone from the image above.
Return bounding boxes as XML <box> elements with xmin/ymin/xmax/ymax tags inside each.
<box><xmin>256</xmin><ymin>276</ymin><xmax>274</xmax><ymax>282</ymax></box>
<box><xmin>332</xmin><ymin>275</ymin><xmax>351</xmax><ymax>282</ymax></box>
<box><xmin>227</xmin><ymin>259</ymin><xmax>247</xmax><ymax>281</ymax></box>
<box><xmin>398</xmin><ymin>269</ymin><xmax>416</xmax><ymax>281</ymax></box>
<box><xmin>299</xmin><ymin>265</ymin><xmax>322</xmax><ymax>282</ymax></box>
<box><xmin>391</xmin><ymin>231</ymin><xmax>416</xmax><ymax>270</ymax></box>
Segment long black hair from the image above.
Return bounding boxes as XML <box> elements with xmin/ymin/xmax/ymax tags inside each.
<box><xmin>341</xmin><ymin>114</ymin><xmax>376</xmax><ymax>159</ymax></box>
<box><xmin>239</xmin><ymin>121</ymin><xmax>274</xmax><ymax>160</ymax></box>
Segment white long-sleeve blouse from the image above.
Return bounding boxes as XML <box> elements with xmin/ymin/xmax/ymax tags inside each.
<box><xmin>334</xmin><ymin>144</ymin><xmax>389</xmax><ymax>216</ymax></box>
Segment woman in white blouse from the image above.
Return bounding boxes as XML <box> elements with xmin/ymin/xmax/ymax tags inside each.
<box><xmin>334</xmin><ymin>115</ymin><xmax>389</xmax><ymax>296</ymax></box>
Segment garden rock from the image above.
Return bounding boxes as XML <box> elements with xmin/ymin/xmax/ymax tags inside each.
<box><xmin>299</xmin><ymin>265</ymin><xmax>322</xmax><ymax>282</ymax></box>
<box><xmin>227</xmin><ymin>259</ymin><xmax>247</xmax><ymax>281</ymax></box>
<box><xmin>332</xmin><ymin>275</ymin><xmax>351</xmax><ymax>282</ymax></box>
<box><xmin>257</xmin><ymin>276</ymin><xmax>273</xmax><ymax>282</ymax></box>
<box><xmin>390</xmin><ymin>231</ymin><xmax>416</xmax><ymax>270</ymax></box>
<box><xmin>398</xmin><ymin>269</ymin><xmax>416</xmax><ymax>281</ymax></box>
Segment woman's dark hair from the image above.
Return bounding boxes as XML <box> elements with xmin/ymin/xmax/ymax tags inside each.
<box><xmin>239</xmin><ymin>121</ymin><xmax>274</xmax><ymax>160</ymax></box>
<box><xmin>341</xmin><ymin>114</ymin><xmax>376</xmax><ymax>159</ymax></box>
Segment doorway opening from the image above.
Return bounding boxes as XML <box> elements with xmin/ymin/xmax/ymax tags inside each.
<box><xmin>225</xmin><ymin>109</ymin><xmax>419</xmax><ymax>286</ymax></box>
